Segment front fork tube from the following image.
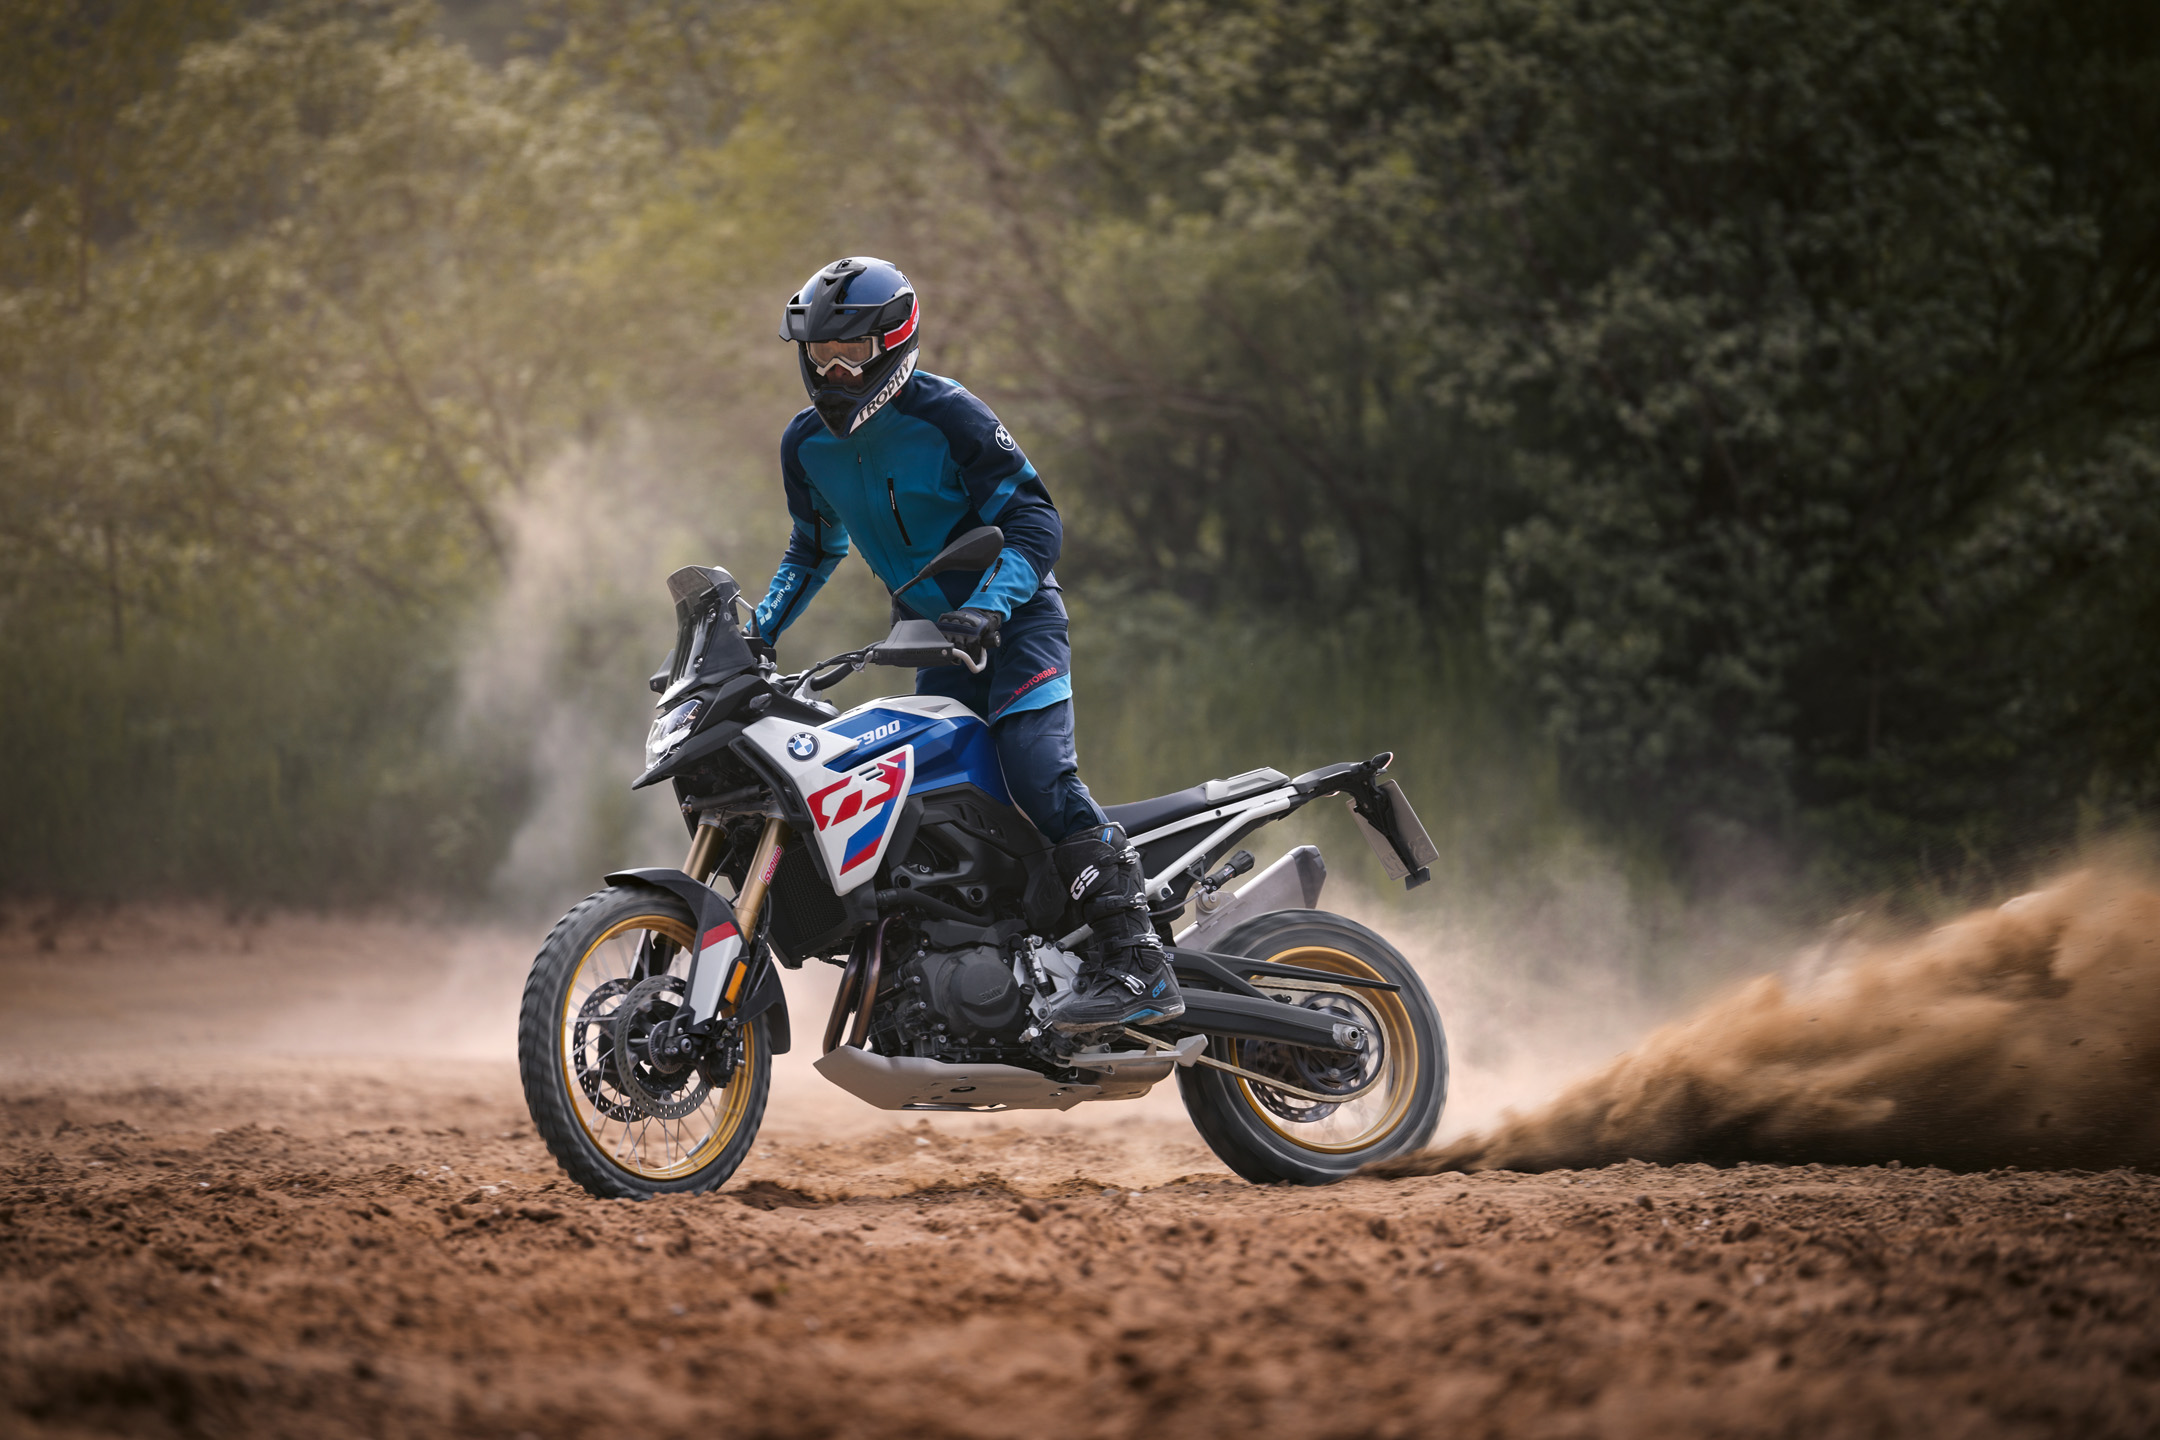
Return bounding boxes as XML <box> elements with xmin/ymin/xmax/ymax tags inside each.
<box><xmin>682</xmin><ymin>816</ymin><xmax>788</xmax><ymax>1025</ymax></box>
<box><xmin>727</xmin><ymin>818</ymin><xmax>788</xmax><ymax>938</ymax></box>
<box><xmin>683</xmin><ymin>816</ymin><xmax>730</xmax><ymax>886</ymax></box>
<box><xmin>633</xmin><ymin>819</ymin><xmax>728</xmax><ymax>982</ymax></box>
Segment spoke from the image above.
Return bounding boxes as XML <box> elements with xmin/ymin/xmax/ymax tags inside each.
<box><xmin>559</xmin><ymin>919</ymin><xmax>747</xmax><ymax>1179</ymax></box>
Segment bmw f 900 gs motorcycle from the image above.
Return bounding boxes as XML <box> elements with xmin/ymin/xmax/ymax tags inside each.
<box><xmin>517</xmin><ymin>527</ymin><xmax>1448</xmax><ymax>1196</ymax></box>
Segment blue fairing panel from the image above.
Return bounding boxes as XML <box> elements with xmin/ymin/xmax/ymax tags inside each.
<box><xmin>822</xmin><ymin>705</ymin><xmax>1010</xmax><ymax>806</ymax></box>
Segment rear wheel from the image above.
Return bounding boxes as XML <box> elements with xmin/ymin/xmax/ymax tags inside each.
<box><xmin>518</xmin><ymin>885</ymin><xmax>770</xmax><ymax>1199</ymax></box>
<box><xmin>1177</xmin><ymin>909</ymin><xmax>1445</xmax><ymax>1185</ymax></box>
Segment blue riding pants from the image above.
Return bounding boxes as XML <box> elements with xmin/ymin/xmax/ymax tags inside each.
<box><xmin>912</xmin><ymin>591</ymin><xmax>1107</xmax><ymax>842</ymax></box>
<box><xmin>986</xmin><ymin>701</ymin><xmax>1105</xmax><ymax>843</ymax></box>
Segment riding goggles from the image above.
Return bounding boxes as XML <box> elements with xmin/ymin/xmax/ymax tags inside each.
<box><xmin>807</xmin><ymin>335</ymin><xmax>882</xmax><ymax>377</ymax></box>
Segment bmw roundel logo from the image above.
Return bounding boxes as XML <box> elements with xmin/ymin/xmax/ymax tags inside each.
<box><xmin>786</xmin><ymin>731</ymin><xmax>819</xmax><ymax>760</ymax></box>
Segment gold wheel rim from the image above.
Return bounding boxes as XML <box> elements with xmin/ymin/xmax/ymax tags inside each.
<box><xmin>558</xmin><ymin>912</ymin><xmax>759</xmax><ymax>1181</ymax></box>
<box><xmin>1235</xmin><ymin>945</ymin><xmax>1418</xmax><ymax>1154</ymax></box>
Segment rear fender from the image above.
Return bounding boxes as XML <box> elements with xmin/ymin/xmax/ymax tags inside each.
<box><xmin>1289</xmin><ymin>755</ymin><xmax>1437</xmax><ymax>890</ymax></box>
<box><xmin>604</xmin><ymin>867</ymin><xmax>791</xmax><ymax>1052</ymax></box>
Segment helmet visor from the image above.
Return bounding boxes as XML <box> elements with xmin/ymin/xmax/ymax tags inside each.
<box><xmin>807</xmin><ymin>335</ymin><xmax>880</xmax><ymax>376</ymax></box>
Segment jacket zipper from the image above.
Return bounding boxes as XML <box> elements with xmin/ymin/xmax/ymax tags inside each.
<box><xmin>885</xmin><ymin>477</ymin><xmax>912</xmax><ymax>546</ymax></box>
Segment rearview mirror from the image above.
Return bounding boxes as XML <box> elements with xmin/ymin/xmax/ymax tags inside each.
<box><xmin>894</xmin><ymin>527</ymin><xmax>1004</xmax><ymax>596</ymax></box>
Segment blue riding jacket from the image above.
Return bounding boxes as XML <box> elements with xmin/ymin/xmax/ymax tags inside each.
<box><xmin>752</xmin><ymin>370</ymin><xmax>1071</xmax><ymax>716</ymax></box>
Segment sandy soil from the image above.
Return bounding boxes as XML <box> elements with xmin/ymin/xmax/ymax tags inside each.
<box><xmin>4</xmin><ymin>903</ymin><xmax>2159</xmax><ymax>1438</ymax></box>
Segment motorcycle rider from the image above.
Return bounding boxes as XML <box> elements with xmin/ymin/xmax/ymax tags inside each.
<box><xmin>751</xmin><ymin>256</ymin><xmax>1182</xmax><ymax>1033</ymax></box>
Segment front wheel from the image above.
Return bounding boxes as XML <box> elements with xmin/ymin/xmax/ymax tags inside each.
<box><xmin>518</xmin><ymin>884</ymin><xmax>771</xmax><ymax>1199</ymax></box>
<box><xmin>1177</xmin><ymin>909</ymin><xmax>1446</xmax><ymax>1185</ymax></box>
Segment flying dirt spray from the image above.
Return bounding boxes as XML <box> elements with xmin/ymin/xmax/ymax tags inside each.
<box><xmin>1374</xmin><ymin>866</ymin><xmax>2160</xmax><ymax>1175</ymax></box>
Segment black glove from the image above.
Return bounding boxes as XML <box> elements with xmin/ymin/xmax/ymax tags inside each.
<box><xmin>746</xmin><ymin>632</ymin><xmax>777</xmax><ymax>666</ymax></box>
<box><xmin>936</xmin><ymin>608</ymin><xmax>1001</xmax><ymax>649</ymax></box>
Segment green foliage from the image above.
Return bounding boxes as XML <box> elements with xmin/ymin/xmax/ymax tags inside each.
<box><xmin>0</xmin><ymin>0</ymin><xmax>238</xmax><ymax>296</ymax></box>
<box><xmin>0</xmin><ymin>1</ymin><xmax>666</xmax><ymax>896</ymax></box>
<box><xmin>1067</xmin><ymin>587</ymin><xmax>1572</xmax><ymax>891</ymax></box>
<box><xmin>2</xmin><ymin>0</ymin><xmax>2153</xmax><ymax>907</ymax></box>
<box><xmin>0</xmin><ymin>602</ymin><xmax>519</xmax><ymax>899</ymax></box>
<box><xmin>1028</xmin><ymin>0</ymin><xmax>2160</xmax><ymax>885</ymax></box>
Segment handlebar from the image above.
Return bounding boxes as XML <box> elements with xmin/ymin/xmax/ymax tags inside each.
<box><xmin>776</xmin><ymin>650</ymin><xmax>864</xmax><ymax>698</ymax></box>
<box><xmin>783</xmin><ymin>638</ymin><xmax>987</xmax><ymax>699</ymax></box>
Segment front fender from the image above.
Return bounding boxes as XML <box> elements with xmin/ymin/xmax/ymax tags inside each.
<box><xmin>604</xmin><ymin>867</ymin><xmax>791</xmax><ymax>1052</ymax></box>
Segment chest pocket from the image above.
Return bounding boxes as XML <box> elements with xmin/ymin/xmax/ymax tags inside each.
<box><xmin>884</xmin><ymin>477</ymin><xmax>912</xmax><ymax>546</ymax></box>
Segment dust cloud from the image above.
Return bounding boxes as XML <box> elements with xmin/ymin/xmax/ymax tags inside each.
<box><xmin>458</xmin><ymin>429</ymin><xmax>901</xmax><ymax>918</ymax></box>
<box><xmin>1375</xmin><ymin>865</ymin><xmax>2160</xmax><ymax>1175</ymax></box>
<box><xmin>1315</xmin><ymin>840</ymin><xmax>1792</xmax><ymax>1145</ymax></box>
<box><xmin>457</xmin><ymin>438</ymin><xmax>706</xmax><ymax>915</ymax></box>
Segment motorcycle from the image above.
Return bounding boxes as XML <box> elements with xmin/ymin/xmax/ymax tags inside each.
<box><xmin>517</xmin><ymin>527</ymin><xmax>1449</xmax><ymax>1196</ymax></box>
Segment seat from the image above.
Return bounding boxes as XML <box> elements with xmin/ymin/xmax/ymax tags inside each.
<box><xmin>1102</xmin><ymin>767</ymin><xmax>1290</xmax><ymax>840</ymax></box>
<box><xmin>1102</xmin><ymin>784</ymin><xmax>1211</xmax><ymax>839</ymax></box>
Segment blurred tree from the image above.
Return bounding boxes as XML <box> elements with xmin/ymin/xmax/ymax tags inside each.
<box><xmin>0</xmin><ymin>0</ymin><xmax>238</xmax><ymax>300</ymax></box>
<box><xmin>1038</xmin><ymin>0</ymin><xmax>2160</xmax><ymax>886</ymax></box>
<box><xmin>0</xmin><ymin>0</ymin><xmax>666</xmax><ymax>896</ymax></box>
<box><xmin>3</xmin><ymin>0</ymin><xmax>2151</xmax><ymax>905</ymax></box>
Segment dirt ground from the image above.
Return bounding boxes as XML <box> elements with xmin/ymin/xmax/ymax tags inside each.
<box><xmin>4</xmin><ymin>904</ymin><xmax>2159</xmax><ymax>1438</ymax></box>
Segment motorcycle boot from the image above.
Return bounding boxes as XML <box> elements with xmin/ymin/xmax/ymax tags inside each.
<box><xmin>1046</xmin><ymin>823</ymin><xmax>1185</xmax><ymax>1032</ymax></box>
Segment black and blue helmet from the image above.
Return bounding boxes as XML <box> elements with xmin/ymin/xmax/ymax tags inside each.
<box><xmin>779</xmin><ymin>257</ymin><xmax>921</xmax><ymax>436</ymax></box>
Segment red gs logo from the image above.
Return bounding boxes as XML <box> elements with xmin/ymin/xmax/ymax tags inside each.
<box><xmin>807</xmin><ymin>754</ymin><xmax>907</xmax><ymax>832</ymax></box>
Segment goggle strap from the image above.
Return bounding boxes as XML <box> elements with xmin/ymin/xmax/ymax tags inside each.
<box><xmin>881</xmin><ymin>296</ymin><xmax>919</xmax><ymax>349</ymax></box>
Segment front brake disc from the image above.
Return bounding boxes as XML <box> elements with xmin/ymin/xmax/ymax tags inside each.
<box><xmin>610</xmin><ymin>975</ymin><xmax>713</xmax><ymax>1121</ymax></box>
<box><xmin>574</xmin><ymin>978</ymin><xmax>644</xmax><ymax>1122</ymax></box>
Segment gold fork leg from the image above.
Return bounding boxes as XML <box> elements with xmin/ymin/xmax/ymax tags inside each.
<box><xmin>730</xmin><ymin>818</ymin><xmax>788</xmax><ymax>934</ymax></box>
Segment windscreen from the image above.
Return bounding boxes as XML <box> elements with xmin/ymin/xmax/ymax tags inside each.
<box><xmin>665</xmin><ymin>568</ymin><xmax>753</xmax><ymax>691</ymax></box>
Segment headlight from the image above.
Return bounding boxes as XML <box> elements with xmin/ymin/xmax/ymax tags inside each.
<box><xmin>644</xmin><ymin>699</ymin><xmax>702</xmax><ymax>768</ymax></box>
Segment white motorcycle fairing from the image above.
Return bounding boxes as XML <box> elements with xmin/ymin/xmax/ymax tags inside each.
<box><xmin>741</xmin><ymin>694</ymin><xmax>1000</xmax><ymax>893</ymax></box>
<box><xmin>744</xmin><ymin>719</ymin><xmax>914</xmax><ymax>892</ymax></box>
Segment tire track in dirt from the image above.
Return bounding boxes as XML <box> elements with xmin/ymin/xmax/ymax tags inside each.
<box><xmin>7</xmin><ymin>1071</ymin><xmax>2160</xmax><ymax>1438</ymax></box>
<box><xmin>5</xmin><ymin>901</ymin><xmax>2160</xmax><ymax>1437</ymax></box>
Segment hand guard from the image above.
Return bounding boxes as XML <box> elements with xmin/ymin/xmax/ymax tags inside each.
<box><xmin>936</xmin><ymin>608</ymin><xmax>1001</xmax><ymax>650</ymax></box>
